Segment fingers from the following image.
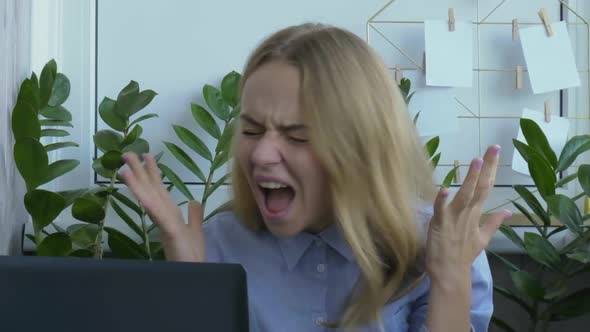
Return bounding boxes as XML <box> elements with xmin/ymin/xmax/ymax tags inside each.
<box><xmin>449</xmin><ymin>158</ymin><xmax>482</xmax><ymax>210</ymax></box>
<box><xmin>471</xmin><ymin>145</ymin><xmax>501</xmax><ymax>208</ymax></box>
<box><xmin>122</xmin><ymin>152</ymin><xmax>149</xmax><ymax>184</ymax></box>
<box><xmin>480</xmin><ymin>210</ymin><xmax>512</xmax><ymax>246</ymax></box>
<box><xmin>432</xmin><ymin>187</ymin><xmax>450</xmax><ymax>225</ymax></box>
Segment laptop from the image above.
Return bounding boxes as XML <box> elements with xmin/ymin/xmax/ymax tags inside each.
<box><xmin>0</xmin><ymin>255</ymin><xmax>249</xmax><ymax>332</ymax></box>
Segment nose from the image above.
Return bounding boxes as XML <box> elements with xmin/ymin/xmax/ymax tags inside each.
<box><xmin>251</xmin><ymin>133</ymin><xmax>282</xmax><ymax>167</ymax></box>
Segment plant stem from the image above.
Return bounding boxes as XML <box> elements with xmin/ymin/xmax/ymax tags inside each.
<box><xmin>93</xmin><ymin>174</ymin><xmax>116</xmax><ymax>259</ymax></box>
<box><xmin>201</xmin><ymin>154</ymin><xmax>218</xmax><ymax>210</ymax></box>
<box><xmin>572</xmin><ymin>192</ymin><xmax>586</xmax><ymax>202</ymax></box>
<box><xmin>140</xmin><ymin>206</ymin><xmax>152</xmax><ymax>260</ymax></box>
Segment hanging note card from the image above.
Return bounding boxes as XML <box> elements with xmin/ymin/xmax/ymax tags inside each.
<box><xmin>511</xmin><ymin>108</ymin><xmax>569</xmax><ymax>175</ymax></box>
<box><xmin>520</xmin><ymin>21</ymin><xmax>580</xmax><ymax>94</ymax></box>
<box><xmin>408</xmin><ymin>88</ymin><xmax>459</xmax><ymax>137</ymax></box>
<box><xmin>424</xmin><ymin>20</ymin><xmax>473</xmax><ymax>88</ymax></box>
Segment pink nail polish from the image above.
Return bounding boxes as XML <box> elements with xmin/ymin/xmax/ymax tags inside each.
<box><xmin>492</xmin><ymin>145</ymin><xmax>501</xmax><ymax>156</ymax></box>
<box><xmin>473</xmin><ymin>158</ymin><xmax>483</xmax><ymax>170</ymax></box>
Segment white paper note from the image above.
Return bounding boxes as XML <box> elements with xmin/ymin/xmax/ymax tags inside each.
<box><xmin>408</xmin><ymin>88</ymin><xmax>459</xmax><ymax>137</ymax></box>
<box><xmin>424</xmin><ymin>20</ymin><xmax>473</xmax><ymax>88</ymax></box>
<box><xmin>511</xmin><ymin>108</ymin><xmax>569</xmax><ymax>175</ymax></box>
<box><xmin>520</xmin><ymin>21</ymin><xmax>580</xmax><ymax>94</ymax></box>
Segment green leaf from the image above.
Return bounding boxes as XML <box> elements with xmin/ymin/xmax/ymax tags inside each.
<box><xmin>578</xmin><ymin>164</ymin><xmax>590</xmax><ymax>197</ymax></box>
<box><xmin>163</xmin><ymin>142</ymin><xmax>206</xmax><ymax>182</ymax></box>
<box><xmin>513</xmin><ymin>185</ymin><xmax>551</xmax><ymax>227</ymax></box>
<box><xmin>547</xmin><ymin>226</ymin><xmax>567</xmax><ymax>238</ymax></box>
<box><xmin>104</xmin><ymin>227</ymin><xmax>147</xmax><ymax>259</ymax></box>
<box><xmin>115</xmin><ymin>81</ymin><xmax>157</xmax><ymax>117</ymax></box>
<box><xmin>229</xmin><ymin>104</ymin><xmax>241</xmax><ymax>120</ymax></box>
<box><xmin>41</xmin><ymin>129</ymin><xmax>69</xmax><ymax>137</ymax></box>
<box><xmin>510</xmin><ymin>270</ymin><xmax>545</xmax><ymax>301</ymax></box>
<box><xmin>430</xmin><ymin>153</ymin><xmax>441</xmax><ymax>168</ymax></box>
<box><xmin>211</xmin><ymin>151</ymin><xmax>230</xmax><ymax>172</ymax></box>
<box><xmin>67</xmin><ymin>223</ymin><xmax>99</xmax><ymax>248</ymax></box>
<box><xmin>173</xmin><ymin>125</ymin><xmax>212</xmax><ymax>162</ymax></box>
<box><xmin>528</xmin><ymin>153</ymin><xmax>556</xmax><ymax>198</ymax></box>
<box><xmin>558</xmin><ymin>135</ymin><xmax>590</xmax><ymax>172</ymax></box>
<box><xmin>93</xmin><ymin>130</ymin><xmax>124</xmax><ymax>152</ymax></box>
<box><xmin>40</xmin><ymin>105</ymin><xmax>72</xmax><ymax>121</ymax></box>
<box><xmin>512</xmin><ymin>139</ymin><xmax>537</xmax><ymax>164</ymax></box>
<box><xmin>48</xmin><ymin>73</ymin><xmax>70</xmax><ymax>106</ymax></box>
<box><xmin>425</xmin><ymin>136</ymin><xmax>440</xmax><ymax>157</ymax></box>
<box><xmin>17</xmin><ymin>79</ymin><xmax>39</xmax><ymax>111</ymax></box>
<box><xmin>14</xmin><ymin>137</ymin><xmax>48</xmax><ymax>190</ymax></box>
<box><xmin>523</xmin><ymin>232</ymin><xmax>561</xmax><ymax>270</ymax></box>
<box><xmin>216</xmin><ymin>120</ymin><xmax>235</xmax><ymax>154</ymax></box>
<box><xmin>128</xmin><ymin>113</ymin><xmax>158</xmax><ymax>128</ymax></box>
<box><xmin>399</xmin><ymin>77</ymin><xmax>411</xmax><ymax>97</ymax></box>
<box><xmin>37</xmin><ymin>232</ymin><xmax>72</xmax><ymax>257</ymax></box>
<box><xmin>203</xmin><ymin>84</ymin><xmax>230</xmax><ymax>120</ymax></box>
<box><xmin>111</xmin><ymin>191</ymin><xmax>142</xmax><ymax>216</ymax></box>
<box><xmin>441</xmin><ymin>167</ymin><xmax>458</xmax><ymax>188</ymax></box>
<box><xmin>520</xmin><ymin>118</ymin><xmax>558</xmax><ymax>169</ymax></box>
<box><xmin>487</xmin><ymin>250</ymin><xmax>519</xmax><ymax>271</ymax></box>
<box><xmin>11</xmin><ymin>101</ymin><xmax>41</xmax><ymax>140</ymax></box>
<box><xmin>567</xmin><ymin>250</ymin><xmax>590</xmax><ymax>264</ymax></box>
<box><xmin>547</xmin><ymin>194</ymin><xmax>582</xmax><ymax>234</ymax></box>
<box><xmin>72</xmin><ymin>195</ymin><xmax>105</xmax><ymax>224</ymax></box>
<box><xmin>121</xmin><ymin>138</ymin><xmax>149</xmax><ymax>155</ymax></box>
<box><xmin>494</xmin><ymin>285</ymin><xmax>533</xmax><ymax>316</ymax></box>
<box><xmin>121</xmin><ymin>125</ymin><xmax>143</xmax><ymax>147</ymax></box>
<box><xmin>92</xmin><ymin>157</ymin><xmax>115</xmax><ymax>179</ymax></box>
<box><xmin>512</xmin><ymin>201</ymin><xmax>543</xmax><ymax>235</ymax></box>
<box><xmin>39</xmin><ymin>59</ymin><xmax>57</xmax><ymax>107</ymax></box>
<box><xmin>24</xmin><ymin>190</ymin><xmax>67</xmax><ymax>233</ymax></box>
<box><xmin>498</xmin><ymin>224</ymin><xmax>525</xmax><ymax>250</ymax></box>
<box><xmin>413</xmin><ymin>111</ymin><xmax>421</xmax><ymax>126</ymax></box>
<box><xmin>25</xmin><ymin>234</ymin><xmax>36</xmax><ymax>244</ymax></box>
<box><xmin>57</xmin><ymin>189</ymin><xmax>87</xmax><ymax>207</ymax></box>
<box><xmin>221</xmin><ymin>71</ymin><xmax>241</xmax><ymax>108</ymax></box>
<box><xmin>204</xmin><ymin>173</ymin><xmax>230</xmax><ymax>201</ymax></box>
<box><xmin>99</xmin><ymin>97</ymin><xmax>127</xmax><ymax>131</ymax></box>
<box><xmin>111</xmin><ymin>199</ymin><xmax>144</xmax><ymax>238</ymax></box>
<box><xmin>158</xmin><ymin>163</ymin><xmax>194</xmax><ymax>201</ymax></box>
<box><xmin>548</xmin><ymin>288</ymin><xmax>590</xmax><ymax>321</ymax></box>
<box><xmin>204</xmin><ymin>200</ymin><xmax>233</xmax><ymax>222</ymax></box>
<box><xmin>100</xmin><ymin>150</ymin><xmax>124</xmax><ymax>170</ymax></box>
<box><xmin>191</xmin><ymin>103</ymin><xmax>221</xmax><ymax>139</ymax></box>
<box><xmin>490</xmin><ymin>317</ymin><xmax>517</xmax><ymax>332</ymax></box>
<box><xmin>40</xmin><ymin>120</ymin><xmax>73</xmax><ymax>127</ymax></box>
<box><xmin>40</xmin><ymin>159</ymin><xmax>80</xmax><ymax>186</ymax></box>
<box><xmin>45</xmin><ymin>141</ymin><xmax>79</xmax><ymax>152</ymax></box>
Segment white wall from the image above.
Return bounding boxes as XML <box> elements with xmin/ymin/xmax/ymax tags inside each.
<box><xmin>24</xmin><ymin>0</ymin><xmax>590</xmax><ymax>253</ymax></box>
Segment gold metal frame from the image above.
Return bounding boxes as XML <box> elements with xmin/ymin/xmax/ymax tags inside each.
<box><xmin>366</xmin><ymin>0</ymin><xmax>590</xmax><ymax>217</ymax></box>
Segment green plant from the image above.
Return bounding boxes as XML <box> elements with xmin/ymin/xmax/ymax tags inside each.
<box><xmin>490</xmin><ymin>118</ymin><xmax>590</xmax><ymax>332</ymax></box>
<box><xmin>12</xmin><ymin>59</ymin><xmax>164</xmax><ymax>260</ymax></box>
<box><xmin>398</xmin><ymin>78</ymin><xmax>457</xmax><ymax>188</ymax></box>
<box><xmin>159</xmin><ymin>71</ymin><xmax>241</xmax><ymax>222</ymax></box>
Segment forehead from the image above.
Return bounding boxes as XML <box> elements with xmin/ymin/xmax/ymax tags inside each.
<box><xmin>241</xmin><ymin>61</ymin><xmax>303</xmax><ymax>124</ymax></box>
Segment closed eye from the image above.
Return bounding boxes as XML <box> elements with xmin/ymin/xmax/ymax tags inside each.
<box><xmin>242</xmin><ymin>130</ymin><xmax>262</xmax><ymax>136</ymax></box>
<box><xmin>289</xmin><ymin>137</ymin><xmax>308</xmax><ymax>143</ymax></box>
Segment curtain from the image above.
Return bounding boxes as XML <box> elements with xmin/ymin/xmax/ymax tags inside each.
<box><xmin>0</xmin><ymin>0</ymin><xmax>32</xmax><ymax>255</ymax></box>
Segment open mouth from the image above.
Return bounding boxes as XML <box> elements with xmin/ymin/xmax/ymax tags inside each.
<box><xmin>259</xmin><ymin>182</ymin><xmax>295</xmax><ymax>216</ymax></box>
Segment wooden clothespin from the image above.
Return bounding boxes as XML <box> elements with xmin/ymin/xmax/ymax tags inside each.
<box><xmin>512</xmin><ymin>19</ymin><xmax>519</xmax><ymax>41</ymax></box>
<box><xmin>453</xmin><ymin>160</ymin><xmax>461</xmax><ymax>183</ymax></box>
<box><xmin>544</xmin><ymin>100</ymin><xmax>551</xmax><ymax>122</ymax></box>
<box><xmin>448</xmin><ymin>8</ymin><xmax>456</xmax><ymax>32</ymax></box>
<box><xmin>516</xmin><ymin>65</ymin><xmax>523</xmax><ymax>89</ymax></box>
<box><xmin>538</xmin><ymin>8</ymin><xmax>554</xmax><ymax>37</ymax></box>
<box><xmin>395</xmin><ymin>65</ymin><xmax>402</xmax><ymax>85</ymax></box>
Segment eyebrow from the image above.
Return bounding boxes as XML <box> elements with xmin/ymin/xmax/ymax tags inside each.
<box><xmin>240</xmin><ymin>114</ymin><xmax>307</xmax><ymax>132</ymax></box>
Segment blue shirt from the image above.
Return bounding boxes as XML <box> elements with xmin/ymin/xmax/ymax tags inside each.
<box><xmin>204</xmin><ymin>209</ymin><xmax>493</xmax><ymax>332</ymax></box>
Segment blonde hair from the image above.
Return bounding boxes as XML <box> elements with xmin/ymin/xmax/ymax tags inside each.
<box><xmin>231</xmin><ymin>23</ymin><xmax>436</xmax><ymax>329</ymax></box>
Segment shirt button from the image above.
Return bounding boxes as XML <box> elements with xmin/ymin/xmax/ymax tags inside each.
<box><xmin>316</xmin><ymin>263</ymin><xmax>326</xmax><ymax>273</ymax></box>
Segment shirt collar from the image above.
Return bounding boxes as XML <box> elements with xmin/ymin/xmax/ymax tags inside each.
<box><xmin>276</xmin><ymin>224</ymin><xmax>355</xmax><ymax>271</ymax></box>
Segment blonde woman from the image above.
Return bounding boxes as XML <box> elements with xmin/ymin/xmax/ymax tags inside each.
<box><xmin>121</xmin><ymin>23</ymin><xmax>511</xmax><ymax>332</ymax></box>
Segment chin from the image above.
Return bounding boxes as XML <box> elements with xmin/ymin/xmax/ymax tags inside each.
<box><xmin>261</xmin><ymin>216</ymin><xmax>304</xmax><ymax>238</ymax></box>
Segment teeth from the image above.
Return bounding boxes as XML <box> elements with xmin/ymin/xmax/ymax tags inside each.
<box><xmin>259</xmin><ymin>182</ymin><xmax>288</xmax><ymax>189</ymax></box>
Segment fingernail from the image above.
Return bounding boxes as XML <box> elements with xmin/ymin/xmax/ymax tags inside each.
<box><xmin>473</xmin><ymin>158</ymin><xmax>483</xmax><ymax>170</ymax></box>
<box><xmin>503</xmin><ymin>210</ymin><xmax>513</xmax><ymax>219</ymax></box>
<box><xmin>492</xmin><ymin>145</ymin><xmax>501</xmax><ymax>156</ymax></box>
<box><xmin>440</xmin><ymin>188</ymin><xmax>449</xmax><ymax>196</ymax></box>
